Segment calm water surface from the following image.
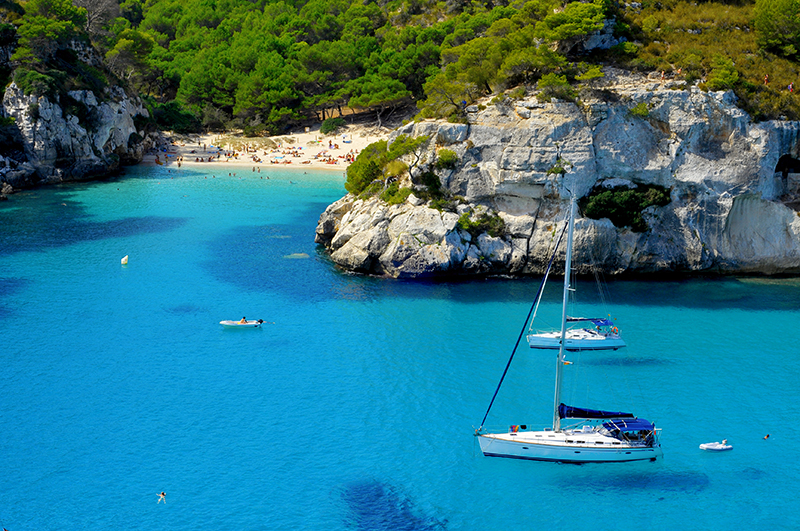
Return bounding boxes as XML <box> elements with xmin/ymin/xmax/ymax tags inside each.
<box><xmin>1</xmin><ymin>164</ymin><xmax>798</xmax><ymax>530</ymax></box>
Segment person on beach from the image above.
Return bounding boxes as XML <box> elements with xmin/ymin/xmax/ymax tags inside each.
<box><xmin>158</xmin><ymin>492</ymin><xmax>166</xmax><ymax>504</ymax></box>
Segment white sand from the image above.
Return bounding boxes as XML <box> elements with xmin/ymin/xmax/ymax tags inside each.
<box><xmin>143</xmin><ymin>123</ymin><xmax>390</xmax><ymax>171</ymax></box>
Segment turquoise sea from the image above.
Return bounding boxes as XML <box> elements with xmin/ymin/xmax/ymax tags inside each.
<box><xmin>2</xmin><ymin>163</ymin><xmax>799</xmax><ymax>530</ymax></box>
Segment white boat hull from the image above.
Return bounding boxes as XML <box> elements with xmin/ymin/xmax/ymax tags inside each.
<box><xmin>220</xmin><ymin>320</ymin><xmax>262</xmax><ymax>328</ymax></box>
<box><xmin>699</xmin><ymin>442</ymin><xmax>732</xmax><ymax>452</ymax></box>
<box><xmin>478</xmin><ymin>430</ymin><xmax>661</xmax><ymax>463</ymax></box>
<box><xmin>528</xmin><ymin>330</ymin><xmax>626</xmax><ymax>351</ymax></box>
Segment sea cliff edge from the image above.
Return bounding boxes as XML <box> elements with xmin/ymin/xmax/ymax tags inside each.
<box><xmin>316</xmin><ymin>68</ymin><xmax>800</xmax><ymax>278</ymax></box>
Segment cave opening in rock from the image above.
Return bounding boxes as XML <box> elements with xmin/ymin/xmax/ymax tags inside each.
<box><xmin>775</xmin><ymin>154</ymin><xmax>800</xmax><ymax>209</ymax></box>
<box><xmin>775</xmin><ymin>154</ymin><xmax>800</xmax><ymax>176</ymax></box>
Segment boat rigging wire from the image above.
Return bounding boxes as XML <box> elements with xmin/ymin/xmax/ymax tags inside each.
<box><xmin>478</xmin><ymin>221</ymin><xmax>569</xmax><ymax>432</ymax></box>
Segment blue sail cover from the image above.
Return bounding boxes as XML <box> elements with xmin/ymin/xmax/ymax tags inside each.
<box><xmin>602</xmin><ymin>418</ymin><xmax>656</xmax><ymax>432</ymax></box>
<box><xmin>558</xmin><ymin>404</ymin><xmax>635</xmax><ymax>419</ymax></box>
<box><xmin>566</xmin><ymin>318</ymin><xmax>614</xmax><ymax>327</ymax></box>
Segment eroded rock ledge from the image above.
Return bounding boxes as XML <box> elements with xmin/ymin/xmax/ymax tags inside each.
<box><xmin>316</xmin><ymin>69</ymin><xmax>800</xmax><ymax>277</ymax></box>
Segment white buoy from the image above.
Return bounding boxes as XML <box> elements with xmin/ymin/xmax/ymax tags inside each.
<box><xmin>121</xmin><ymin>255</ymin><xmax>128</xmax><ymax>265</ymax></box>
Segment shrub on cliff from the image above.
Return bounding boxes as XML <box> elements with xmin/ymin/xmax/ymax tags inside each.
<box><xmin>345</xmin><ymin>135</ymin><xmax>430</xmax><ymax>195</ymax></box>
<box><xmin>536</xmin><ymin>73</ymin><xmax>576</xmax><ymax>102</ymax></box>
<box><xmin>457</xmin><ymin>211</ymin><xmax>505</xmax><ymax>238</ymax></box>
<box><xmin>380</xmin><ymin>181</ymin><xmax>412</xmax><ymax>205</ymax></box>
<box><xmin>628</xmin><ymin>102</ymin><xmax>650</xmax><ymax>118</ymax></box>
<box><xmin>13</xmin><ymin>67</ymin><xmax>64</xmax><ymax>98</ymax></box>
<box><xmin>582</xmin><ymin>184</ymin><xmax>671</xmax><ymax>232</ymax></box>
<box><xmin>435</xmin><ymin>149</ymin><xmax>458</xmax><ymax>170</ymax></box>
<box><xmin>345</xmin><ymin>140</ymin><xmax>388</xmax><ymax>195</ymax></box>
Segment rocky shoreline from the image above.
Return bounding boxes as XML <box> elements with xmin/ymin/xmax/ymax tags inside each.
<box><xmin>315</xmin><ymin>69</ymin><xmax>800</xmax><ymax>278</ymax></box>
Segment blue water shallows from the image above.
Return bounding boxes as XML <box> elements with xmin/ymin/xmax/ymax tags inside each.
<box><xmin>1</xmin><ymin>164</ymin><xmax>798</xmax><ymax>530</ymax></box>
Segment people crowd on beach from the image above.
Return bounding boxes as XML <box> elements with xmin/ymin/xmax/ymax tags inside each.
<box><xmin>148</xmin><ymin>135</ymin><xmax>360</xmax><ymax>168</ymax></box>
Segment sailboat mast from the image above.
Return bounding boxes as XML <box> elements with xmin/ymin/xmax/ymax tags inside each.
<box><xmin>553</xmin><ymin>197</ymin><xmax>576</xmax><ymax>432</ymax></box>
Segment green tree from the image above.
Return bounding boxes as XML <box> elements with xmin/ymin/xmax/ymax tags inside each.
<box><xmin>706</xmin><ymin>55</ymin><xmax>739</xmax><ymax>91</ymax></box>
<box><xmin>105</xmin><ymin>28</ymin><xmax>154</xmax><ymax>80</ymax></box>
<box><xmin>535</xmin><ymin>0</ymin><xmax>606</xmax><ymax>42</ymax></box>
<box><xmin>417</xmin><ymin>71</ymin><xmax>481</xmax><ymax>119</ymax></box>
<box><xmin>346</xmin><ymin>73</ymin><xmax>411</xmax><ymax>127</ymax></box>
<box><xmin>12</xmin><ymin>0</ymin><xmax>87</xmax><ymax>63</ymax></box>
<box><xmin>754</xmin><ymin>0</ymin><xmax>800</xmax><ymax>59</ymax></box>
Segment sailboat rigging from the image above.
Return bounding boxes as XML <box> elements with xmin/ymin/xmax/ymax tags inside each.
<box><xmin>475</xmin><ymin>197</ymin><xmax>661</xmax><ymax>463</ymax></box>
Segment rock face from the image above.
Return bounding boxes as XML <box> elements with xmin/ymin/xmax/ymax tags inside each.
<box><xmin>0</xmin><ymin>81</ymin><xmax>151</xmax><ymax>191</ymax></box>
<box><xmin>316</xmin><ymin>69</ymin><xmax>800</xmax><ymax>277</ymax></box>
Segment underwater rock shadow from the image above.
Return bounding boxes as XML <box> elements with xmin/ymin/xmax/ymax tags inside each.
<box><xmin>340</xmin><ymin>479</ymin><xmax>447</xmax><ymax>531</ymax></box>
<box><xmin>203</xmin><ymin>224</ymin><xmax>346</xmax><ymax>302</ymax></box>
<box><xmin>0</xmin><ymin>276</ymin><xmax>29</xmax><ymax>319</ymax></box>
<box><xmin>0</xmin><ymin>211</ymin><xmax>188</xmax><ymax>257</ymax></box>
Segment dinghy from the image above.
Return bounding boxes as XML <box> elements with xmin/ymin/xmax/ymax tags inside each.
<box><xmin>699</xmin><ymin>440</ymin><xmax>732</xmax><ymax>451</ymax></box>
<box><xmin>220</xmin><ymin>319</ymin><xmax>264</xmax><ymax>328</ymax></box>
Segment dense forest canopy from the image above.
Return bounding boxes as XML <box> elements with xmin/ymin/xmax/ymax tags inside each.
<box><xmin>1</xmin><ymin>0</ymin><xmax>800</xmax><ymax>133</ymax></box>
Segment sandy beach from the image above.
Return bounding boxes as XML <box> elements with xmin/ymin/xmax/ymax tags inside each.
<box><xmin>142</xmin><ymin>123</ymin><xmax>390</xmax><ymax>171</ymax></box>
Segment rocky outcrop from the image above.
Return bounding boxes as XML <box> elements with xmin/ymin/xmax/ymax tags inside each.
<box><xmin>0</xmin><ymin>82</ymin><xmax>152</xmax><ymax>191</ymax></box>
<box><xmin>316</xmin><ymin>69</ymin><xmax>800</xmax><ymax>277</ymax></box>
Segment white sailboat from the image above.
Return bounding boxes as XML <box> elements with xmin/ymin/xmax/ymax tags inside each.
<box><xmin>525</xmin><ymin>223</ymin><xmax>625</xmax><ymax>351</ymax></box>
<box><xmin>476</xmin><ymin>198</ymin><xmax>662</xmax><ymax>463</ymax></box>
<box><xmin>526</xmin><ymin>319</ymin><xmax>626</xmax><ymax>351</ymax></box>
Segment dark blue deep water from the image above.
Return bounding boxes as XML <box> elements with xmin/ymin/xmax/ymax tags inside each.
<box><xmin>1</xmin><ymin>164</ymin><xmax>799</xmax><ymax>530</ymax></box>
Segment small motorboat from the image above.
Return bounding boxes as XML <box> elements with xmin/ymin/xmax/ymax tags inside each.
<box><xmin>220</xmin><ymin>319</ymin><xmax>264</xmax><ymax>328</ymax></box>
<box><xmin>699</xmin><ymin>440</ymin><xmax>733</xmax><ymax>452</ymax></box>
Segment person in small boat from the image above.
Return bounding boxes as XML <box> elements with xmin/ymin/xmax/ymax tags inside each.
<box><xmin>722</xmin><ymin>439</ymin><xmax>728</xmax><ymax>445</ymax></box>
<box><xmin>239</xmin><ymin>317</ymin><xmax>247</xmax><ymax>324</ymax></box>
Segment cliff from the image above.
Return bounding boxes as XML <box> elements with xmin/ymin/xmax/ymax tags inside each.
<box><xmin>0</xmin><ymin>81</ymin><xmax>151</xmax><ymax>194</ymax></box>
<box><xmin>316</xmin><ymin>69</ymin><xmax>800</xmax><ymax>277</ymax></box>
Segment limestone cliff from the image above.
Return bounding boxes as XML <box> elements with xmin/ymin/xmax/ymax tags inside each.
<box><xmin>0</xmin><ymin>83</ymin><xmax>152</xmax><ymax>193</ymax></box>
<box><xmin>0</xmin><ymin>81</ymin><xmax>151</xmax><ymax>193</ymax></box>
<box><xmin>316</xmin><ymin>69</ymin><xmax>800</xmax><ymax>277</ymax></box>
